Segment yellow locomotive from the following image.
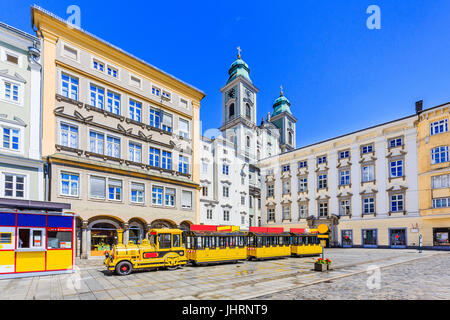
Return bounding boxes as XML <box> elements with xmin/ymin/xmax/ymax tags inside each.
<box><xmin>104</xmin><ymin>228</ymin><xmax>187</xmax><ymax>275</ymax></box>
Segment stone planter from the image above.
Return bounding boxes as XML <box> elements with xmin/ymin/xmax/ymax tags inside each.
<box><xmin>327</xmin><ymin>264</ymin><xmax>332</xmax><ymax>271</ymax></box>
<box><xmin>314</xmin><ymin>263</ymin><xmax>327</xmax><ymax>272</ymax></box>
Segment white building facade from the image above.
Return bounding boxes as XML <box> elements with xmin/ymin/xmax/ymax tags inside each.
<box><xmin>199</xmin><ymin>52</ymin><xmax>295</xmax><ymax>229</ymax></box>
<box><xmin>259</xmin><ymin>114</ymin><xmax>422</xmax><ymax>248</ymax></box>
<box><xmin>0</xmin><ymin>22</ymin><xmax>43</xmax><ymax>201</ymax></box>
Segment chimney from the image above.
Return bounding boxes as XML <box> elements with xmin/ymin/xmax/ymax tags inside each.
<box><xmin>415</xmin><ymin>100</ymin><xmax>423</xmax><ymax>114</ymax></box>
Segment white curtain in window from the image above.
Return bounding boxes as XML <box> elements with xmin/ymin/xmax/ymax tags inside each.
<box><xmin>90</xmin><ymin>176</ymin><xmax>106</xmax><ymax>198</ymax></box>
<box><xmin>182</xmin><ymin>190</ymin><xmax>192</xmax><ymax>208</ymax></box>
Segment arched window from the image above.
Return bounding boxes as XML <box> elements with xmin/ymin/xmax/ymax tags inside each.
<box><xmin>246</xmin><ymin>103</ymin><xmax>251</xmax><ymax>119</ymax></box>
<box><xmin>288</xmin><ymin>132</ymin><xmax>293</xmax><ymax>145</ymax></box>
<box><xmin>229</xmin><ymin>103</ymin><xmax>235</xmax><ymax>118</ymax></box>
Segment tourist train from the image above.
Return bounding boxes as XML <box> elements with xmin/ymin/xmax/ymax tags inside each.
<box><xmin>104</xmin><ymin>225</ymin><xmax>326</xmax><ymax>275</ymax></box>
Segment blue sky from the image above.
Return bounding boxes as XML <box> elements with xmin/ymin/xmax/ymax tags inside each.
<box><xmin>2</xmin><ymin>0</ymin><xmax>450</xmax><ymax>148</ymax></box>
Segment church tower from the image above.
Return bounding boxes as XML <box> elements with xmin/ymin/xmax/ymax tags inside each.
<box><xmin>219</xmin><ymin>48</ymin><xmax>259</xmax><ymax>163</ymax></box>
<box><xmin>269</xmin><ymin>87</ymin><xmax>297</xmax><ymax>153</ymax></box>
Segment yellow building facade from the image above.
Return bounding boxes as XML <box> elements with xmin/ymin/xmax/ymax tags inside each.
<box><xmin>31</xmin><ymin>6</ymin><xmax>205</xmax><ymax>258</ymax></box>
<box><xmin>417</xmin><ymin>102</ymin><xmax>450</xmax><ymax>248</ymax></box>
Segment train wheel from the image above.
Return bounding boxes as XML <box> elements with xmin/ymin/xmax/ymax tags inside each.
<box><xmin>115</xmin><ymin>261</ymin><xmax>132</xmax><ymax>276</ymax></box>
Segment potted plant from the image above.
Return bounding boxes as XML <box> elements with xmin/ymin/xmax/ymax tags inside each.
<box><xmin>314</xmin><ymin>258</ymin><xmax>332</xmax><ymax>271</ymax></box>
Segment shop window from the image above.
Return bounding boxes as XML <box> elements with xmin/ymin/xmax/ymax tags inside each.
<box><xmin>17</xmin><ymin>228</ymin><xmax>45</xmax><ymax>249</ymax></box>
<box><xmin>129</xmin><ymin>226</ymin><xmax>141</xmax><ymax>244</ymax></box>
<box><xmin>433</xmin><ymin>228</ymin><xmax>450</xmax><ymax>246</ymax></box>
<box><xmin>158</xmin><ymin>233</ymin><xmax>171</xmax><ymax>249</ymax></box>
<box><xmin>47</xmin><ymin>231</ymin><xmax>72</xmax><ymax>249</ymax></box>
<box><xmin>90</xmin><ymin>223</ymin><xmax>117</xmax><ymax>256</ymax></box>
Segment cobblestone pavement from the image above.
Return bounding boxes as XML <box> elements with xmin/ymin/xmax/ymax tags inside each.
<box><xmin>0</xmin><ymin>249</ymin><xmax>444</xmax><ymax>300</ymax></box>
<box><xmin>254</xmin><ymin>251</ymin><xmax>450</xmax><ymax>300</ymax></box>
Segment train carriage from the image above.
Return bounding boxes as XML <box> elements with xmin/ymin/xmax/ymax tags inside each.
<box><xmin>247</xmin><ymin>231</ymin><xmax>292</xmax><ymax>260</ymax></box>
<box><xmin>185</xmin><ymin>231</ymin><xmax>248</xmax><ymax>265</ymax></box>
<box><xmin>290</xmin><ymin>232</ymin><xmax>322</xmax><ymax>257</ymax></box>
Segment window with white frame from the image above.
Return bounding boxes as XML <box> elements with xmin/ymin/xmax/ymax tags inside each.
<box><xmin>60</xmin><ymin>172</ymin><xmax>79</xmax><ymax>196</ymax></box>
<box><xmin>180</xmin><ymin>99</ymin><xmax>188</xmax><ymax>109</ymax></box>
<box><xmin>432</xmin><ymin>174</ymin><xmax>450</xmax><ymax>189</ymax></box>
<box><xmin>432</xmin><ymin>197</ymin><xmax>450</xmax><ymax>208</ymax></box>
<box><xmin>339</xmin><ymin>169</ymin><xmax>350</xmax><ymax>185</ymax></box>
<box><xmin>129</xmin><ymin>142</ymin><xmax>142</xmax><ymax>162</ymax></box>
<box><xmin>223</xmin><ymin>210</ymin><xmax>230</xmax><ymax>221</ymax></box>
<box><xmin>298</xmin><ymin>161</ymin><xmax>307</xmax><ymax>168</ymax></box>
<box><xmin>202</xmin><ymin>186</ymin><xmax>208</xmax><ymax>197</ymax></box>
<box><xmin>129</xmin><ymin>99</ymin><xmax>142</xmax><ymax>122</ymax></box>
<box><xmin>60</xmin><ymin>123</ymin><xmax>78</xmax><ymax>148</ymax></box>
<box><xmin>162</xmin><ymin>113</ymin><xmax>172</xmax><ymax>132</ymax></box>
<box><xmin>152</xmin><ymin>87</ymin><xmax>160</xmax><ymax>96</ymax></box>
<box><xmin>202</xmin><ymin>162</ymin><xmax>208</xmax><ymax>174</ymax></box>
<box><xmin>149</xmin><ymin>147</ymin><xmax>160</xmax><ymax>167</ymax></box>
<box><xmin>390</xmin><ymin>193</ymin><xmax>404</xmax><ymax>212</ymax></box>
<box><xmin>389</xmin><ymin>137</ymin><xmax>403</xmax><ymax>148</ymax></box>
<box><xmin>362</xmin><ymin>164</ymin><xmax>375</xmax><ymax>182</ymax></box>
<box><xmin>299</xmin><ymin>203</ymin><xmax>308</xmax><ymax>218</ymax></box>
<box><xmin>318</xmin><ymin>202</ymin><xmax>328</xmax><ymax>217</ymax></box>
<box><xmin>162</xmin><ymin>91</ymin><xmax>171</xmax><ymax>100</ymax></box>
<box><xmin>108</xmin><ymin>179</ymin><xmax>122</xmax><ymax>201</ymax></box>
<box><xmin>241</xmin><ymin>215</ymin><xmax>246</xmax><ymax>225</ymax></box>
<box><xmin>241</xmin><ymin>196</ymin><xmax>245</xmax><ymax>205</ymax></box>
<box><xmin>1</xmin><ymin>126</ymin><xmax>20</xmax><ymax>151</ymax></box>
<box><xmin>106</xmin><ymin>135</ymin><xmax>120</xmax><ymax>158</ymax></box>
<box><xmin>152</xmin><ymin>186</ymin><xmax>163</xmax><ymax>205</ymax></box>
<box><xmin>61</xmin><ymin>73</ymin><xmax>78</xmax><ymax>100</ymax></box>
<box><xmin>267</xmin><ymin>184</ymin><xmax>274</xmax><ymax>197</ymax></box>
<box><xmin>130</xmin><ymin>182</ymin><xmax>145</xmax><ymax>203</ymax></box>
<box><xmin>223</xmin><ymin>186</ymin><xmax>229</xmax><ymax>197</ymax></box>
<box><xmin>162</xmin><ymin>151</ymin><xmax>172</xmax><ymax>170</ymax></box>
<box><xmin>362</xmin><ymin>196</ymin><xmax>375</xmax><ymax>214</ymax></box>
<box><xmin>206</xmin><ymin>209</ymin><xmax>213</xmax><ymax>220</ymax></box>
<box><xmin>3</xmin><ymin>173</ymin><xmax>25</xmax><ymax>198</ymax></box>
<box><xmin>318</xmin><ymin>174</ymin><xmax>327</xmax><ymax>189</ymax></box>
<box><xmin>179</xmin><ymin>155</ymin><xmax>189</xmax><ymax>174</ymax></box>
<box><xmin>222</xmin><ymin>164</ymin><xmax>229</xmax><ymax>175</ymax></box>
<box><xmin>107</xmin><ymin>91</ymin><xmax>120</xmax><ymax>114</ymax></box>
<box><xmin>5</xmin><ymin>52</ymin><xmax>19</xmax><ymax>65</ymax></box>
<box><xmin>3</xmin><ymin>81</ymin><xmax>19</xmax><ymax>102</ymax></box>
<box><xmin>165</xmin><ymin>188</ymin><xmax>176</xmax><ymax>207</ymax></box>
<box><xmin>267</xmin><ymin>208</ymin><xmax>275</xmax><ymax>221</ymax></box>
<box><xmin>317</xmin><ymin>155</ymin><xmax>327</xmax><ymax>165</ymax></box>
<box><xmin>282</xmin><ymin>205</ymin><xmax>291</xmax><ymax>220</ymax></box>
<box><xmin>89</xmin><ymin>131</ymin><xmax>104</xmax><ymax>154</ymax></box>
<box><xmin>93</xmin><ymin>59</ymin><xmax>104</xmax><ymax>72</ymax></box>
<box><xmin>361</xmin><ymin>144</ymin><xmax>374</xmax><ymax>154</ymax></box>
<box><xmin>107</xmin><ymin>66</ymin><xmax>118</xmax><ymax>78</ymax></box>
<box><xmin>339</xmin><ymin>150</ymin><xmax>350</xmax><ymax>159</ymax></box>
<box><xmin>182</xmin><ymin>190</ymin><xmax>192</xmax><ymax>209</ymax></box>
<box><xmin>130</xmin><ymin>76</ymin><xmax>141</xmax><ymax>88</ymax></box>
<box><xmin>282</xmin><ymin>180</ymin><xmax>291</xmax><ymax>194</ymax></box>
<box><xmin>17</xmin><ymin>228</ymin><xmax>45</xmax><ymax>249</ymax></box>
<box><xmin>149</xmin><ymin>108</ymin><xmax>160</xmax><ymax>128</ymax></box>
<box><xmin>179</xmin><ymin>119</ymin><xmax>189</xmax><ymax>138</ymax></box>
<box><xmin>390</xmin><ymin>159</ymin><xmax>404</xmax><ymax>178</ymax></box>
<box><xmin>90</xmin><ymin>176</ymin><xmax>106</xmax><ymax>199</ymax></box>
<box><xmin>298</xmin><ymin>177</ymin><xmax>308</xmax><ymax>192</ymax></box>
<box><xmin>431</xmin><ymin>146</ymin><xmax>449</xmax><ymax>164</ymax></box>
<box><xmin>339</xmin><ymin>199</ymin><xmax>351</xmax><ymax>215</ymax></box>
<box><xmin>430</xmin><ymin>119</ymin><xmax>448</xmax><ymax>135</ymax></box>
<box><xmin>282</xmin><ymin>165</ymin><xmax>290</xmax><ymax>172</ymax></box>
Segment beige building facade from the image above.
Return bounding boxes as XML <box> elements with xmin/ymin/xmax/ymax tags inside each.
<box><xmin>32</xmin><ymin>6</ymin><xmax>204</xmax><ymax>258</ymax></box>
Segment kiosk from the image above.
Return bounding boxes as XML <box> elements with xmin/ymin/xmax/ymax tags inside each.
<box><xmin>0</xmin><ymin>198</ymin><xmax>74</xmax><ymax>279</ymax></box>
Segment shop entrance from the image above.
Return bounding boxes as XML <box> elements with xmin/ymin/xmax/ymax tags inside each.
<box><xmin>129</xmin><ymin>226</ymin><xmax>142</xmax><ymax>244</ymax></box>
<box><xmin>390</xmin><ymin>228</ymin><xmax>407</xmax><ymax>248</ymax></box>
<box><xmin>341</xmin><ymin>230</ymin><xmax>353</xmax><ymax>247</ymax></box>
<box><xmin>433</xmin><ymin>228</ymin><xmax>450</xmax><ymax>247</ymax></box>
<box><xmin>362</xmin><ymin>229</ymin><xmax>378</xmax><ymax>248</ymax></box>
<box><xmin>90</xmin><ymin>223</ymin><xmax>117</xmax><ymax>256</ymax></box>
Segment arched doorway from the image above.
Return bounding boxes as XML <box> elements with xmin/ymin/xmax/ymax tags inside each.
<box><xmin>88</xmin><ymin>218</ymin><xmax>122</xmax><ymax>257</ymax></box>
<box><xmin>128</xmin><ymin>219</ymin><xmax>145</xmax><ymax>244</ymax></box>
<box><xmin>151</xmin><ymin>219</ymin><xmax>176</xmax><ymax>229</ymax></box>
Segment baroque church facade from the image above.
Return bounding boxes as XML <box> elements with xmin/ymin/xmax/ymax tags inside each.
<box><xmin>199</xmin><ymin>51</ymin><xmax>297</xmax><ymax>229</ymax></box>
